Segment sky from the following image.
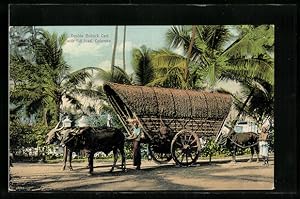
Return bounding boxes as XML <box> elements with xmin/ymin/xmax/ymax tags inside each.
<box><xmin>40</xmin><ymin>25</ymin><xmax>171</xmax><ymax>74</ymax></box>
<box><xmin>40</xmin><ymin>25</ymin><xmax>242</xmax><ymax>94</ymax></box>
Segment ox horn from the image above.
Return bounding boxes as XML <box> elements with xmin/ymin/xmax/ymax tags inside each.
<box><xmin>54</xmin><ymin>121</ymin><xmax>64</xmax><ymax>131</ymax></box>
<box><xmin>54</xmin><ymin>121</ymin><xmax>61</xmax><ymax>129</ymax></box>
<box><xmin>57</xmin><ymin>125</ymin><xmax>64</xmax><ymax>131</ymax></box>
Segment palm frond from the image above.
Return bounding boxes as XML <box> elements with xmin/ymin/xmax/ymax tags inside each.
<box><xmin>112</xmin><ymin>66</ymin><xmax>132</xmax><ymax>84</ymax></box>
<box><xmin>132</xmin><ymin>45</ymin><xmax>154</xmax><ymax>85</ymax></box>
<box><xmin>202</xmin><ymin>25</ymin><xmax>232</xmax><ymax>52</ymax></box>
<box><xmin>96</xmin><ymin>66</ymin><xmax>131</xmax><ymax>84</ymax></box>
<box><xmin>222</xmin><ymin>25</ymin><xmax>274</xmax><ymax>59</ymax></box>
<box><xmin>96</xmin><ymin>68</ymin><xmax>111</xmax><ymax>82</ymax></box>
<box><xmin>63</xmin><ymin>69</ymin><xmax>92</xmax><ymax>88</ymax></box>
<box><xmin>146</xmin><ymin>76</ymin><xmax>168</xmax><ymax>87</ymax></box>
<box><xmin>166</xmin><ymin>26</ymin><xmax>191</xmax><ymax>50</ymax></box>
<box><xmin>222</xmin><ymin>55</ymin><xmax>274</xmax><ymax>85</ymax></box>
<box><xmin>166</xmin><ymin>26</ymin><xmax>209</xmax><ymax>65</ymax></box>
<box><xmin>64</xmin><ymin>94</ymin><xmax>82</xmax><ymax>108</ymax></box>
<box><xmin>75</xmin><ymin>88</ymin><xmax>107</xmax><ymax>101</ymax></box>
<box><xmin>152</xmin><ymin>48</ymin><xmax>187</xmax><ymax>68</ymax></box>
<box><xmin>58</xmin><ymin>33</ymin><xmax>68</xmax><ymax>46</ymax></box>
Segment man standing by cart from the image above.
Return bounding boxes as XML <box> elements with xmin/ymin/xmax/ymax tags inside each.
<box><xmin>127</xmin><ymin>118</ymin><xmax>142</xmax><ymax>170</ymax></box>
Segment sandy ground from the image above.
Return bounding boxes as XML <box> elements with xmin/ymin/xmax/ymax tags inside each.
<box><xmin>9</xmin><ymin>155</ymin><xmax>274</xmax><ymax>191</ymax></box>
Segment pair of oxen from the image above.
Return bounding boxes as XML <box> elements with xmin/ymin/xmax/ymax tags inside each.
<box><xmin>45</xmin><ymin>122</ymin><xmax>127</xmax><ymax>175</ymax></box>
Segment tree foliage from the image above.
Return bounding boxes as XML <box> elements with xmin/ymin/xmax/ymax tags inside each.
<box><xmin>151</xmin><ymin>25</ymin><xmax>274</xmax><ymax>122</ymax></box>
<box><xmin>9</xmin><ymin>27</ymin><xmax>97</xmax><ymax>155</ymax></box>
<box><xmin>9</xmin><ymin>25</ymin><xmax>275</xmax><ymax>161</ymax></box>
<box><xmin>131</xmin><ymin>45</ymin><xmax>154</xmax><ymax>85</ymax></box>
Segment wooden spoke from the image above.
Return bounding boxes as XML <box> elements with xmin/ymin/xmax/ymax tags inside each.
<box><xmin>171</xmin><ymin>131</ymin><xmax>201</xmax><ymax>166</ymax></box>
<box><xmin>175</xmin><ymin>141</ymin><xmax>183</xmax><ymax>147</ymax></box>
<box><xmin>190</xmin><ymin>137</ymin><xmax>197</xmax><ymax>145</ymax></box>
<box><xmin>180</xmin><ymin>136</ymin><xmax>185</xmax><ymax>146</ymax></box>
<box><xmin>180</xmin><ymin>153</ymin><xmax>184</xmax><ymax>163</ymax></box>
<box><xmin>185</xmin><ymin>153</ymin><xmax>188</xmax><ymax>165</ymax></box>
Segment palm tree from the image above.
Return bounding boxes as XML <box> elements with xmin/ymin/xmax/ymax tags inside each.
<box><xmin>9</xmin><ymin>26</ymin><xmax>39</xmax><ymax>60</ymax></box>
<box><xmin>164</xmin><ymin>25</ymin><xmax>232</xmax><ymax>89</ymax></box>
<box><xmin>149</xmin><ymin>48</ymin><xmax>186</xmax><ymax>88</ymax></box>
<box><xmin>131</xmin><ymin>45</ymin><xmax>154</xmax><ymax>86</ymax></box>
<box><xmin>111</xmin><ymin>26</ymin><xmax>119</xmax><ymax>76</ymax></box>
<box><xmin>123</xmin><ymin>26</ymin><xmax>126</xmax><ymax>71</ymax></box>
<box><xmin>10</xmin><ymin>30</ymin><xmax>91</xmax><ymax>126</ymax></box>
<box><xmin>152</xmin><ymin>25</ymin><xmax>274</xmax><ymax>126</ymax></box>
<box><xmin>221</xmin><ymin>25</ymin><xmax>274</xmax><ymax>85</ymax></box>
<box><xmin>220</xmin><ymin>25</ymin><xmax>274</xmax><ymax>126</ymax></box>
<box><xmin>232</xmin><ymin>80</ymin><xmax>274</xmax><ymax>124</ymax></box>
<box><xmin>184</xmin><ymin>25</ymin><xmax>196</xmax><ymax>87</ymax></box>
<box><xmin>149</xmin><ymin>25</ymin><xmax>231</xmax><ymax>89</ymax></box>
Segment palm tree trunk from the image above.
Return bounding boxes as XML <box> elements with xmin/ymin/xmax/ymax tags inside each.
<box><xmin>231</xmin><ymin>87</ymin><xmax>255</xmax><ymax>128</ymax></box>
<box><xmin>43</xmin><ymin>109</ymin><xmax>48</xmax><ymax>127</ymax></box>
<box><xmin>185</xmin><ymin>25</ymin><xmax>196</xmax><ymax>87</ymax></box>
<box><xmin>111</xmin><ymin>26</ymin><xmax>119</xmax><ymax>76</ymax></box>
<box><xmin>123</xmin><ymin>26</ymin><xmax>126</xmax><ymax>71</ymax></box>
<box><xmin>55</xmin><ymin>95</ymin><xmax>62</xmax><ymax>123</ymax></box>
<box><xmin>56</xmin><ymin>103</ymin><xmax>61</xmax><ymax>122</ymax></box>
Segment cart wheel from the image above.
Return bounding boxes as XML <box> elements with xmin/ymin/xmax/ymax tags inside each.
<box><xmin>148</xmin><ymin>144</ymin><xmax>173</xmax><ymax>164</ymax></box>
<box><xmin>171</xmin><ymin>130</ymin><xmax>201</xmax><ymax>166</ymax></box>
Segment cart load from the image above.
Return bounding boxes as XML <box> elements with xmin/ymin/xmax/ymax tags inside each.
<box><xmin>103</xmin><ymin>83</ymin><xmax>232</xmax><ymax>166</ymax></box>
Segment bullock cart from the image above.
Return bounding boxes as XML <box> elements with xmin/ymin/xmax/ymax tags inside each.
<box><xmin>103</xmin><ymin>83</ymin><xmax>232</xmax><ymax>166</ymax></box>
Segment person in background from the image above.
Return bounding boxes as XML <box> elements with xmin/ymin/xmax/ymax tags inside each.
<box><xmin>127</xmin><ymin>118</ymin><xmax>142</xmax><ymax>170</ymax></box>
<box><xmin>9</xmin><ymin>152</ymin><xmax>14</xmax><ymax>167</ymax></box>
<box><xmin>107</xmin><ymin>113</ymin><xmax>112</xmax><ymax>127</ymax></box>
<box><xmin>258</xmin><ymin>127</ymin><xmax>269</xmax><ymax>166</ymax></box>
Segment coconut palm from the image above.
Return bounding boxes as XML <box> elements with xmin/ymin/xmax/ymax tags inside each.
<box><xmin>150</xmin><ymin>48</ymin><xmax>186</xmax><ymax>88</ymax></box>
<box><xmin>185</xmin><ymin>25</ymin><xmax>196</xmax><ymax>80</ymax></box>
<box><xmin>149</xmin><ymin>25</ymin><xmax>232</xmax><ymax>89</ymax></box>
<box><xmin>10</xmin><ymin>30</ymin><xmax>91</xmax><ymax>126</ymax></box>
<box><xmin>164</xmin><ymin>25</ymin><xmax>232</xmax><ymax>89</ymax></box>
<box><xmin>153</xmin><ymin>25</ymin><xmax>274</xmax><ymax>120</ymax></box>
<box><xmin>9</xmin><ymin>26</ymin><xmax>39</xmax><ymax>60</ymax></box>
<box><xmin>232</xmin><ymin>80</ymin><xmax>274</xmax><ymax>124</ymax></box>
<box><xmin>123</xmin><ymin>26</ymin><xmax>126</xmax><ymax>71</ymax></box>
<box><xmin>220</xmin><ymin>25</ymin><xmax>274</xmax><ymax>125</ymax></box>
<box><xmin>221</xmin><ymin>25</ymin><xmax>274</xmax><ymax>84</ymax></box>
<box><xmin>131</xmin><ymin>45</ymin><xmax>154</xmax><ymax>86</ymax></box>
<box><xmin>111</xmin><ymin>26</ymin><xmax>119</xmax><ymax>75</ymax></box>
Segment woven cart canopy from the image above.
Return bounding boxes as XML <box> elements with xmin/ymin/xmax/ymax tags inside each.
<box><xmin>103</xmin><ymin>83</ymin><xmax>232</xmax><ymax>120</ymax></box>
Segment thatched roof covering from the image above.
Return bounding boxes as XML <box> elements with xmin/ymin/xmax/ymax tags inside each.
<box><xmin>103</xmin><ymin>83</ymin><xmax>232</xmax><ymax>120</ymax></box>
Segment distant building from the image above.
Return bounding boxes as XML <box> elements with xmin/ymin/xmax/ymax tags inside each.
<box><xmin>62</xmin><ymin>116</ymin><xmax>72</xmax><ymax>128</ymax></box>
<box><xmin>234</xmin><ymin>121</ymin><xmax>258</xmax><ymax>134</ymax></box>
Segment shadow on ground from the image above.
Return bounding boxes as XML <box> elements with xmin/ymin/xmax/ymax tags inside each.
<box><xmin>10</xmin><ymin>156</ymin><xmax>274</xmax><ymax>191</ymax></box>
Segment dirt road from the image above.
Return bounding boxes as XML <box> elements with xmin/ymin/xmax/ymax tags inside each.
<box><xmin>9</xmin><ymin>156</ymin><xmax>274</xmax><ymax>191</ymax></box>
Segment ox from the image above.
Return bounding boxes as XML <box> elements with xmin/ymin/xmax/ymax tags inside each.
<box><xmin>217</xmin><ymin>130</ymin><xmax>259</xmax><ymax>163</ymax></box>
<box><xmin>46</xmin><ymin>124</ymin><xmax>126</xmax><ymax>175</ymax></box>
